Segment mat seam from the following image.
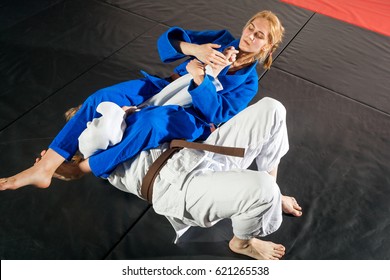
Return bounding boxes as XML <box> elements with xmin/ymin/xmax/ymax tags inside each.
<box><xmin>0</xmin><ymin>22</ymin><xmax>160</xmax><ymax>134</ymax></box>
<box><xmin>258</xmin><ymin>12</ymin><xmax>316</xmax><ymax>81</ymax></box>
<box><xmin>94</xmin><ymin>0</ymin><xmax>171</xmax><ymax>28</ymax></box>
<box><xmin>272</xmin><ymin>66</ymin><xmax>390</xmax><ymax>117</ymax></box>
<box><xmin>102</xmin><ymin>205</ymin><xmax>152</xmax><ymax>259</ymax></box>
<box><xmin>0</xmin><ymin>0</ymin><xmax>63</xmax><ymax>33</ymax></box>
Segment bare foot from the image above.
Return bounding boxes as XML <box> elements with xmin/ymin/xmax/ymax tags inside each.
<box><xmin>0</xmin><ymin>149</ymin><xmax>64</xmax><ymax>191</ymax></box>
<box><xmin>0</xmin><ymin>164</ymin><xmax>53</xmax><ymax>190</ymax></box>
<box><xmin>282</xmin><ymin>195</ymin><xmax>302</xmax><ymax>217</ymax></box>
<box><xmin>229</xmin><ymin>235</ymin><xmax>285</xmax><ymax>260</ymax></box>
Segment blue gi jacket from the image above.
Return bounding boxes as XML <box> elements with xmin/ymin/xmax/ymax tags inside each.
<box><xmin>152</xmin><ymin>27</ymin><xmax>259</xmax><ymax>126</ymax></box>
<box><xmin>50</xmin><ymin>26</ymin><xmax>260</xmax><ymax>179</ymax></box>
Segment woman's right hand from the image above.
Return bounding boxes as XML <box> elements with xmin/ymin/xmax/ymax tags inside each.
<box><xmin>180</xmin><ymin>41</ymin><xmax>227</xmax><ymax>66</ymax></box>
<box><xmin>194</xmin><ymin>43</ymin><xmax>227</xmax><ymax>66</ymax></box>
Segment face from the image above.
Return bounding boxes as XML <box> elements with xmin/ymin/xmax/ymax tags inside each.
<box><xmin>239</xmin><ymin>17</ymin><xmax>270</xmax><ymax>54</ymax></box>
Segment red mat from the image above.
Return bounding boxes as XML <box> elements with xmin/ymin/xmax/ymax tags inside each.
<box><xmin>281</xmin><ymin>0</ymin><xmax>390</xmax><ymax>36</ymax></box>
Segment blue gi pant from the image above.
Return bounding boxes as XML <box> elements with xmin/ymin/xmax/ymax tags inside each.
<box><xmin>49</xmin><ymin>78</ymin><xmax>207</xmax><ymax>178</ymax></box>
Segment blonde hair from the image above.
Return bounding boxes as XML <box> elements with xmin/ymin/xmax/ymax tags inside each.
<box><xmin>64</xmin><ymin>104</ymin><xmax>84</xmax><ymax>163</ymax></box>
<box><xmin>243</xmin><ymin>10</ymin><xmax>285</xmax><ymax>69</ymax></box>
<box><xmin>64</xmin><ymin>104</ymin><xmax>82</xmax><ymax>122</ymax></box>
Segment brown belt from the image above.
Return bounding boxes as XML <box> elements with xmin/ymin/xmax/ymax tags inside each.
<box><xmin>170</xmin><ymin>73</ymin><xmax>181</xmax><ymax>82</ymax></box>
<box><xmin>140</xmin><ymin>139</ymin><xmax>245</xmax><ymax>204</ymax></box>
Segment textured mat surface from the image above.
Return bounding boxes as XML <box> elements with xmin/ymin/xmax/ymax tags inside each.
<box><xmin>260</xmin><ymin>68</ymin><xmax>390</xmax><ymax>259</ymax></box>
<box><xmin>0</xmin><ymin>0</ymin><xmax>389</xmax><ymax>260</ymax></box>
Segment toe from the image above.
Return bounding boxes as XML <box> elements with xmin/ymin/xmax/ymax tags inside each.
<box><xmin>294</xmin><ymin>203</ymin><xmax>302</xmax><ymax>210</ymax></box>
<box><xmin>276</xmin><ymin>245</ymin><xmax>285</xmax><ymax>252</ymax></box>
<box><xmin>293</xmin><ymin>209</ymin><xmax>303</xmax><ymax>217</ymax></box>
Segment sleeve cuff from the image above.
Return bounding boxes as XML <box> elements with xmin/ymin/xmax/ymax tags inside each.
<box><xmin>188</xmin><ymin>74</ymin><xmax>213</xmax><ymax>93</ymax></box>
<box><xmin>158</xmin><ymin>27</ymin><xmax>192</xmax><ymax>63</ymax></box>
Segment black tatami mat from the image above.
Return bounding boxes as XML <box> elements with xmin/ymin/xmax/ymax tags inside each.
<box><xmin>1</xmin><ymin>0</ymin><xmax>389</xmax><ymax>260</ymax></box>
<box><xmin>0</xmin><ymin>0</ymin><xmax>63</xmax><ymax>32</ymax></box>
<box><xmin>273</xmin><ymin>13</ymin><xmax>390</xmax><ymax>114</ymax></box>
<box><xmin>0</xmin><ymin>0</ymin><xmax>156</xmax><ymax>130</ymax></box>
<box><xmin>260</xmin><ymin>68</ymin><xmax>390</xmax><ymax>259</ymax></box>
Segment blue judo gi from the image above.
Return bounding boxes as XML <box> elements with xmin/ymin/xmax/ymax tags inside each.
<box><xmin>49</xmin><ymin>27</ymin><xmax>259</xmax><ymax>178</ymax></box>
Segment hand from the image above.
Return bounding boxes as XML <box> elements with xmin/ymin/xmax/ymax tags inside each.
<box><xmin>193</xmin><ymin>43</ymin><xmax>227</xmax><ymax>66</ymax></box>
<box><xmin>210</xmin><ymin>46</ymin><xmax>239</xmax><ymax>77</ymax></box>
<box><xmin>186</xmin><ymin>59</ymin><xmax>205</xmax><ymax>86</ymax></box>
<box><xmin>224</xmin><ymin>46</ymin><xmax>239</xmax><ymax>63</ymax></box>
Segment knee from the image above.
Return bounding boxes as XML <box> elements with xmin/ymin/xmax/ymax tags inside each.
<box><xmin>263</xmin><ymin>97</ymin><xmax>286</xmax><ymax>113</ymax></box>
<box><xmin>254</xmin><ymin>97</ymin><xmax>286</xmax><ymax>120</ymax></box>
<box><xmin>243</xmin><ymin>171</ymin><xmax>280</xmax><ymax>207</ymax></box>
<box><xmin>248</xmin><ymin>97</ymin><xmax>286</xmax><ymax>120</ymax></box>
<box><xmin>256</xmin><ymin>172</ymin><xmax>280</xmax><ymax>205</ymax></box>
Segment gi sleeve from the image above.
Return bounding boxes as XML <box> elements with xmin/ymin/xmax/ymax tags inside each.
<box><xmin>157</xmin><ymin>26</ymin><xmax>235</xmax><ymax>63</ymax></box>
<box><xmin>188</xmin><ymin>71</ymin><xmax>258</xmax><ymax>124</ymax></box>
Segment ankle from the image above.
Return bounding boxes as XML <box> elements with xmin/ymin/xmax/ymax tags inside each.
<box><xmin>38</xmin><ymin>149</ymin><xmax>65</xmax><ymax>174</ymax></box>
<box><xmin>230</xmin><ymin>236</ymin><xmax>250</xmax><ymax>250</ymax></box>
<box><xmin>35</xmin><ymin>159</ymin><xmax>58</xmax><ymax>176</ymax></box>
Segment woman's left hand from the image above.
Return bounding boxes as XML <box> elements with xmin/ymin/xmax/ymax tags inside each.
<box><xmin>186</xmin><ymin>59</ymin><xmax>206</xmax><ymax>86</ymax></box>
<box><xmin>210</xmin><ymin>46</ymin><xmax>239</xmax><ymax>77</ymax></box>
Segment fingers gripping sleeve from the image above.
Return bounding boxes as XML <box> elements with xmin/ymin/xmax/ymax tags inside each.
<box><xmin>157</xmin><ymin>27</ymin><xmax>235</xmax><ymax>63</ymax></box>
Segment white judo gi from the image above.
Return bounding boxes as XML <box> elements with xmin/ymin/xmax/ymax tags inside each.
<box><xmin>79</xmin><ymin>97</ymin><xmax>289</xmax><ymax>241</ymax></box>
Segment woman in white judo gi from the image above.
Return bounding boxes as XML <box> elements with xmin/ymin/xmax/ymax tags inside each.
<box><xmin>25</xmin><ymin>97</ymin><xmax>302</xmax><ymax>260</ymax></box>
<box><xmin>108</xmin><ymin>97</ymin><xmax>304</xmax><ymax>260</ymax></box>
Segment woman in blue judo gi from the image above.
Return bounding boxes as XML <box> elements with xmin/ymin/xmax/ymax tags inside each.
<box><xmin>1</xmin><ymin>10</ymin><xmax>285</xmax><ymax>190</ymax></box>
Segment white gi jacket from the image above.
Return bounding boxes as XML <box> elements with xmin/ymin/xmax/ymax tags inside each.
<box><xmin>108</xmin><ymin>145</ymin><xmax>208</xmax><ymax>241</ymax></box>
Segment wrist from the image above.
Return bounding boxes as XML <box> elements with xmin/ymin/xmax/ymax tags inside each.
<box><xmin>192</xmin><ymin>74</ymin><xmax>204</xmax><ymax>86</ymax></box>
<box><xmin>180</xmin><ymin>41</ymin><xmax>198</xmax><ymax>56</ymax></box>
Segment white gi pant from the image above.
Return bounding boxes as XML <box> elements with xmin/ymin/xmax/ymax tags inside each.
<box><xmin>81</xmin><ymin>97</ymin><xmax>289</xmax><ymax>241</ymax></box>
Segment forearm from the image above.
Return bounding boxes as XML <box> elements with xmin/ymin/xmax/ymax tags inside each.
<box><xmin>192</xmin><ymin>73</ymin><xmax>204</xmax><ymax>86</ymax></box>
<box><xmin>189</xmin><ymin>77</ymin><xmax>256</xmax><ymax>124</ymax></box>
<box><xmin>158</xmin><ymin>27</ymin><xmax>233</xmax><ymax>63</ymax></box>
<box><xmin>178</xmin><ymin>41</ymin><xmax>199</xmax><ymax>57</ymax></box>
